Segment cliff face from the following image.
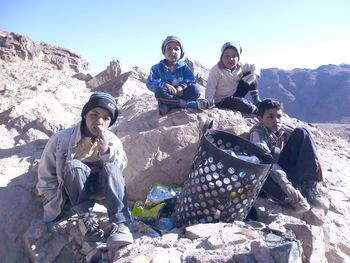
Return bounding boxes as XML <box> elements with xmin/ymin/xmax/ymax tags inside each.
<box><xmin>0</xmin><ymin>30</ymin><xmax>350</xmax><ymax>262</ymax></box>
<box><xmin>258</xmin><ymin>65</ymin><xmax>350</xmax><ymax>122</ymax></box>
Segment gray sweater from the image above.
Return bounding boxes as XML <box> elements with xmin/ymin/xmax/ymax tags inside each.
<box><xmin>36</xmin><ymin>121</ymin><xmax>127</xmax><ymax>223</ymax></box>
<box><xmin>249</xmin><ymin>123</ymin><xmax>293</xmax><ymax>186</ymax></box>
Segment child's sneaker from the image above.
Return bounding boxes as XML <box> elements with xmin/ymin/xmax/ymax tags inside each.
<box><xmin>185</xmin><ymin>99</ymin><xmax>210</xmax><ymax>110</ymax></box>
<box><xmin>303</xmin><ymin>183</ymin><xmax>329</xmax><ymax>210</ymax></box>
<box><xmin>197</xmin><ymin>98</ymin><xmax>211</xmax><ymax>109</ymax></box>
<box><xmin>78</xmin><ymin>216</ymin><xmax>104</xmax><ymax>242</ymax></box>
<box><xmin>107</xmin><ymin>223</ymin><xmax>134</xmax><ymax>249</ymax></box>
<box><xmin>291</xmin><ymin>195</ymin><xmax>311</xmax><ymax>214</ymax></box>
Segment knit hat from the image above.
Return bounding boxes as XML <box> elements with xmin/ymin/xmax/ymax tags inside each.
<box><xmin>81</xmin><ymin>91</ymin><xmax>118</xmax><ymax>126</ymax></box>
<box><xmin>161</xmin><ymin>35</ymin><xmax>185</xmax><ymax>59</ymax></box>
<box><xmin>221</xmin><ymin>41</ymin><xmax>242</xmax><ymax>61</ymax></box>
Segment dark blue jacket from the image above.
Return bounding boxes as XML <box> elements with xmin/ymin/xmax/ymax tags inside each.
<box><xmin>147</xmin><ymin>59</ymin><xmax>196</xmax><ymax>92</ymax></box>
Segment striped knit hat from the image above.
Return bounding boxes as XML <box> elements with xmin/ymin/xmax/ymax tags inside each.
<box><xmin>81</xmin><ymin>91</ymin><xmax>118</xmax><ymax>126</ymax></box>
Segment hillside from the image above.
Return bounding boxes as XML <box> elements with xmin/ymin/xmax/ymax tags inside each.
<box><xmin>1</xmin><ymin>30</ymin><xmax>350</xmax><ymax>263</ymax></box>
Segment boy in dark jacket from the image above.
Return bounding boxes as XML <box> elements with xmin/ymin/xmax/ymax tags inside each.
<box><xmin>147</xmin><ymin>35</ymin><xmax>209</xmax><ymax>116</ymax></box>
<box><xmin>249</xmin><ymin>99</ymin><xmax>328</xmax><ymax>213</ymax></box>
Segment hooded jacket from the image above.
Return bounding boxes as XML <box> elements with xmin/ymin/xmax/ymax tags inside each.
<box><xmin>205</xmin><ymin>61</ymin><xmax>260</xmax><ymax>104</ymax></box>
<box><xmin>147</xmin><ymin>59</ymin><xmax>196</xmax><ymax>92</ymax></box>
<box><xmin>36</xmin><ymin>121</ymin><xmax>127</xmax><ymax>223</ymax></box>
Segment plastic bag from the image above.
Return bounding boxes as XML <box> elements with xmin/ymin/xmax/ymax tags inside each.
<box><xmin>145</xmin><ymin>183</ymin><xmax>181</xmax><ymax>207</ymax></box>
<box><xmin>132</xmin><ymin>201</ymin><xmax>165</xmax><ymax>220</ymax></box>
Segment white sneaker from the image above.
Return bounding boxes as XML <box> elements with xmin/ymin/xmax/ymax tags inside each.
<box><xmin>291</xmin><ymin>195</ymin><xmax>311</xmax><ymax>214</ymax></box>
<box><xmin>107</xmin><ymin>223</ymin><xmax>133</xmax><ymax>249</ymax></box>
<box><xmin>303</xmin><ymin>183</ymin><xmax>329</xmax><ymax>210</ymax></box>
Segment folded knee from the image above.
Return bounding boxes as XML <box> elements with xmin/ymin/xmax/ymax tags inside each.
<box><xmin>101</xmin><ymin>163</ymin><xmax>122</xmax><ymax>176</ymax></box>
<box><xmin>63</xmin><ymin>160</ymin><xmax>90</xmax><ymax>179</ymax></box>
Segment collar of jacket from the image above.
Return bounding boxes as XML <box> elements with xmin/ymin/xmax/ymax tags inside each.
<box><xmin>259</xmin><ymin>122</ymin><xmax>287</xmax><ymax>139</ymax></box>
<box><xmin>160</xmin><ymin>59</ymin><xmax>186</xmax><ymax>69</ymax></box>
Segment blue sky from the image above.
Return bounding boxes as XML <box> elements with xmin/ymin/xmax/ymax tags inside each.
<box><xmin>1</xmin><ymin>0</ymin><xmax>349</xmax><ymax>75</ymax></box>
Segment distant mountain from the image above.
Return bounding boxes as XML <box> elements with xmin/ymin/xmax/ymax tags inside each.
<box><xmin>259</xmin><ymin>64</ymin><xmax>350</xmax><ymax>123</ymax></box>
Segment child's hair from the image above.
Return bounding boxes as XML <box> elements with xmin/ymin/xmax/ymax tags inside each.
<box><xmin>258</xmin><ymin>98</ymin><xmax>283</xmax><ymax>117</ymax></box>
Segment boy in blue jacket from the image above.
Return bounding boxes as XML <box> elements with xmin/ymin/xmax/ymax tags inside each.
<box><xmin>147</xmin><ymin>35</ymin><xmax>210</xmax><ymax>115</ymax></box>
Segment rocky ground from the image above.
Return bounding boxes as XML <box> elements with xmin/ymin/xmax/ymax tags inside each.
<box><xmin>315</xmin><ymin>123</ymin><xmax>350</xmax><ymax>141</ymax></box>
<box><xmin>0</xmin><ymin>30</ymin><xmax>350</xmax><ymax>263</ymax></box>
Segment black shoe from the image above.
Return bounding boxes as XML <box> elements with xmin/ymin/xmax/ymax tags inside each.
<box><xmin>78</xmin><ymin>216</ymin><xmax>104</xmax><ymax>242</ymax></box>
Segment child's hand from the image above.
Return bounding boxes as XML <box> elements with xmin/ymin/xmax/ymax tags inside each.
<box><xmin>281</xmin><ymin>183</ymin><xmax>300</xmax><ymax>204</ymax></box>
<box><xmin>165</xmin><ymin>84</ymin><xmax>177</xmax><ymax>95</ymax></box>
<box><xmin>94</xmin><ymin>126</ymin><xmax>109</xmax><ymax>155</ymax></box>
<box><xmin>176</xmin><ymin>86</ymin><xmax>184</xmax><ymax>97</ymax></box>
<box><xmin>242</xmin><ymin>74</ymin><xmax>257</xmax><ymax>85</ymax></box>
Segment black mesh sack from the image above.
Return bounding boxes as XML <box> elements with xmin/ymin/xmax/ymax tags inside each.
<box><xmin>175</xmin><ymin>120</ymin><xmax>273</xmax><ymax>226</ymax></box>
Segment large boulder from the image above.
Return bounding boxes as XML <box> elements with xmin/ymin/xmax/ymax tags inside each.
<box><xmin>116</xmin><ymin>92</ymin><xmax>257</xmax><ymax>201</ymax></box>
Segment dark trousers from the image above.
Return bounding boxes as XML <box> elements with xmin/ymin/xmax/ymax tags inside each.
<box><xmin>261</xmin><ymin>128</ymin><xmax>323</xmax><ymax>203</ymax></box>
<box><xmin>63</xmin><ymin>160</ymin><xmax>131</xmax><ymax>224</ymax></box>
<box><xmin>154</xmin><ymin>83</ymin><xmax>201</xmax><ymax>108</ymax></box>
<box><xmin>216</xmin><ymin>79</ymin><xmax>258</xmax><ymax>114</ymax></box>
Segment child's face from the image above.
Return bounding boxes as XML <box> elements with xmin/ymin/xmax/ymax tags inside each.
<box><xmin>221</xmin><ymin>47</ymin><xmax>239</xmax><ymax>69</ymax></box>
<box><xmin>164</xmin><ymin>41</ymin><xmax>182</xmax><ymax>64</ymax></box>
<box><xmin>260</xmin><ymin>107</ymin><xmax>283</xmax><ymax>133</ymax></box>
<box><xmin>84</xmin><ymin>107</ymin><xmax>112</xmax><ymax>137</ymax></box>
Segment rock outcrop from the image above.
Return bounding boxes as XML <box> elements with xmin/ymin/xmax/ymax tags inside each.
<box><xmin>0</xmin><ymin>31</ymin><xmax>350</xmax><ymax>263</ymax></box>
<box><xmin>0</xmin><ymin>30</ymin><xmax>89</xmax><ymax>73</ymax></box>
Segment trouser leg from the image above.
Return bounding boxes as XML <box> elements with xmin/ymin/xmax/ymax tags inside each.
<box><xmin>278</xmin><ymin>128</ymin><xmax>323</xmax><ymax>186</ymax></box>
<box><xmin>216</xmin><ymin>96</ymin><xmax>255</xmax><ymax>113</ymax></box>
<box><xmin>154</xmin><ymin>84</ymin><xmax>201</xmax><ymax>108</ymax></box>
<box><xmin>94</xmin><ymin>163</ymin><xmax>132</xmax><ymax>224</ymax></box>
<box><xmin>235</xmin><ymin>73</ymin><xmax>260</xmax><ymax>104</ymax></box>
<box><xmin>233</xmin><ymin>79</ymin><xmax>251</xmax><ymax>98</ymax></box>
<box><xmin>261</xmin><ymin>175</ymin><xmax>287</xmax><ymax>204</ymax></box>
<box><xmin>182</xmin><ymin>83</ymin><xmax>201</xmax><ymax>100</ymax></box>
<box><xmin>216</xmin><ymin>74</ymin><xmax>257</xmax><ymax>114</ymax></box>
<box><xmin>154</xmin><ymin>86</ymin><xmax>186</xmax><ymax>108</ymax></box>
<box><xmin>63</xmin><ymin>160</ymin><xmax>94</xmax><ymax>215</ymax></box>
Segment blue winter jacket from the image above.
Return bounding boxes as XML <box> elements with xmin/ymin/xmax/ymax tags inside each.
<box><xmin>147</xmin><ymin>59</ymin><xmax>197</xmax><ymax>92</ymax></box>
